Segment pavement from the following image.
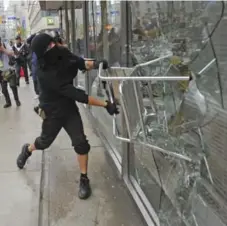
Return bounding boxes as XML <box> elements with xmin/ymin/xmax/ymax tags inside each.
<box><xmin>0</xmin><ymin>80</ymin><xmax>42</xmax><ymax>226</ymax></box>
<box><xmin>0</xmin><ymin>79</ymin><xmax>145</xmax><ymax>226</ymax></box>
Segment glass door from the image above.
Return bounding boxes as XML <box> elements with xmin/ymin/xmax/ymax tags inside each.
<box><xmin>127</xmin><ymin>1</ymin><xmax>227</xmax><ymax>226</ymax></box>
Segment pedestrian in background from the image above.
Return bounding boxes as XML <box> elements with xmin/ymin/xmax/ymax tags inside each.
<box><xmin>0</xmin><ymin>38</ymin><xmax>21</xmax><ymax>108</ymax></box>
<box><xmin>12</xmin><ymin>36</ymin><xmax>29</xmax><ymax>85</ymax></box>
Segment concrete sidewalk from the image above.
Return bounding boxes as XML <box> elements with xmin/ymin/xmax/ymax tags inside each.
<box><xmin>0</xmin><ymin>80</ymin><xmax>145</xmax><ymax>226</ymax></box>
<box><xmin>0</xmin><ymin>81</ymin><xmax>42</xmax><ymax>226</ymax></box>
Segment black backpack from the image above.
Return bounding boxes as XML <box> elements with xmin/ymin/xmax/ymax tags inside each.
<box><xmin>8</xmin><ymin>56</ymin><xmax>16</xmax><ymax>66</ymax></box>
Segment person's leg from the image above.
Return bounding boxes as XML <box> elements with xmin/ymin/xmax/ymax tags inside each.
<box><xmin>10</xmin><ymin>85</ymin><xmax>21</xmax><ymax>106</ymax></box>
<box><xmin>33</xmin><ymin>79</ymin><xmax>39</xmax><ymax>96</ymax></box>
<box><xmin>1</xmin><ymin>80</ymin><xmax>11</xmax><ymax>108</ymax></box>
<box><xmin>22</xmin><ymin>63</ymin><xmax>29</xmax><ymax>84</ymax></box>
<box><xmin>63</xmin><ymin>106</ymin><xmax>91</xmax><ymax>199</ymax></box>
<box><xmin>15</xmin><ymin>64</ymin><xmax>21</xmax><ymax>86</ymax></box>
<box><xmin>17</xmin><ymin>112</ymin><xmax>63</xmax><ymax>169</ymax></box>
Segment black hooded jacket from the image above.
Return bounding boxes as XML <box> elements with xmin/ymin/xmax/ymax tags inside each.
<box><xmin>37</xmin><ymin>45</ymin><xmax>88</xmax><ymax>113</ymax></box>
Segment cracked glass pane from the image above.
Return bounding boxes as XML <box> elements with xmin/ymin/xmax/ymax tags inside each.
<box><xmin>128</xmin><ymin>1</ymin><xmax>227</xmax><ymax>226</ymax></box>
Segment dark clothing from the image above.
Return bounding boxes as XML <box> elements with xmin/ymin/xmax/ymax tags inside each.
<box><xmin>38</xmin><ymin>46</ymin><xmax>88</xmax><ymax>111</ymax></box>
<box><xmin>15</xmin><ymin>62</ymin><xmax>29</xmax><ymax>84</ymax></box>
<box><xmin>1</xmin><ymin>80</ymin><xmax>19</xmax><ymax>104</ymax></box>
<box><xmin>108</xmin><ymin>32</ymin><xmax>121</xmax><ymax>66</ymax></box>
<box><xmin>0</xmin><ymin>69</ymin><xmax>19</xmax><ymax>104</ymax></box>
<box><xmin>31</xmin><ymin>52</ymin><xmax>37</xmax><ymax>81</ymax></box>
<box><xmin>34</xmin><ymin>104</ymin><xmax>90</xmax><ymax>154</ymax></box>
<box><xmin>13</xmin><ymin>43</ymin><xmax>29</xmax><ymax>84</ymax></box>
<box><xmin>13</xmin><ymin>43</ymin><xmax>29</xmax><ymax>64</ymax></box>
<box><xmin>33</xmin><ymin>79</ymin><xmax>39</xmax><ymax>95</ymax></box>
<box><xmin>34</xmin><ymin>46</ymin><xmax>90</xmax><ymax>154</ymax></box>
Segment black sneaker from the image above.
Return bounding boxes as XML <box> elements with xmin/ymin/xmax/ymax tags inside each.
<box><xmin>3</xmin><ymin>103</ymin><xmax>11</xmax><ymax>108</ymax></box>
<box><xmin>16</xmin><ymin>100</ymin><xmax>21</xmax><ymax>107</ymax></box>
<box><xmin>78</xmin><ymin>177</ymin><xmax>91</xmax><ymax>199</ymax></box>
<box><xmin>17</xmin><ymin>144</ymin><xmax>32</xmax><ymax>169</ymax></box>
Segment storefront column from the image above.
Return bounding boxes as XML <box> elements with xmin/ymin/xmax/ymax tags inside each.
<box><xmin>70</xmin><ymin>1</ymin><xmax>78</xmax><ymax>86</ymax></box>
<box><xmin>70</xmin><ymin>1</ymin><xmax>76</xmax><ymax>53</ymax></box>
<box><xmin>120</xmin><ymin>1</ymin><xmax>135</xmax><ymax>179</ymax></box>
<box><xmin>64</xmin><ymin>1</ymin><xmax>70</xmax><ymax>47</ymax></box>
<box><xmin>101</xmin><ymin>0</ymin><xmax>109</xmax><ymax>60</ymax></box>
<box><xmin>95</xmin><ymin>0</ymin><xmax>108</xmax><ymax>97</ymax></box>
<box><xmin>82</xmin><ymin>1</ymin><xmax>91</xmax><ymax>96</ymax></box>
<box><xmin>59</xmin><ymin>7</ymin><xmax>63</xmax><ymax>36</ymax></box>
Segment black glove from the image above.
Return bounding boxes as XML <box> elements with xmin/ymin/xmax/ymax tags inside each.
<box><xmin>105</xmin><ymin>100</ymin><xmax>119</xmax><ymax>115</ymax></box>
<box><xmin>94</xmin><ymin>59</ymin><xmax>108</xmax><ymax>70</ymax></box>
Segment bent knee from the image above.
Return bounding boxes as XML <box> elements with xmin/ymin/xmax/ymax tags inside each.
<box><xmin>34</xmin><ymin>137</ymin><xmax>53</xmax><ymax>150</ymax></box>
<box><xmin>73</xmin><ymin>139</ymin><xmax>90</xmax><ymax>155</ymax></box>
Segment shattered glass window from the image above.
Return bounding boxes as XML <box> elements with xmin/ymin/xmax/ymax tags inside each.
<box><xmin>127</xmin><ymin>1</ymin><xmax>227</xmax><ymax>226</ymax></box>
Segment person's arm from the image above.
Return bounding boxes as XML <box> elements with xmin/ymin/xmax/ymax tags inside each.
<box><xmin>53</xmin><ymin>82</ymin><xmax>108</xmax><ymax>107</ymax></box>
<box><xmin>45</xmin><ymin>70</ymin><xmax>106</xmax><ymax>106</ymax></box>
<box><xmin>0</xmin><ymin>46</ymin><xmax>14</xmax><ymax>56</ymax></box>
<box><xmin>63</xmin><ymin>47</ymin><xmax>108</xmax><ymax>71</ymax></box>
<box><xmin>88</xmin><ymin>96</ymin><xmax>107</xmax><ymax>107</ymax></box>
<box><xmin>54</xmin><ymin>82</ymin><xmax>117</xmax><ymax>115</ymax></box>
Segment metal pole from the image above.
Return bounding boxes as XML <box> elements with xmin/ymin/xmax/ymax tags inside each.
<box><xmin>96</xmin><ymin>0</ymin><xmax>108</xmax><ymax>97</ymax></box>
<box><xmin>70</xmin><ymin>1</ymin><xmax>78</xmax><ymax>87</ymax></box>
<box><xmin>82</xmin><ymin>1</ymin><xmax>90</xmax><ymax>96</ymax></box>
<box><xmin>70</xmin><ymin>1</ymin><xmax>76</xmax><ymax>53</ymax></box>
<box><xmin>101</xmin><ymin>0</ymin><xmax>109</xmax><ymax>61</ymax></box>
<box><xmin>59</xmin><ymin>7</ymin><xmax>63</xmax><ymax>36</ymax></box>
<box><xmin>64</xmin><ymin>1</ymin><xmax>70</xmax><ymax>47</ymax></box>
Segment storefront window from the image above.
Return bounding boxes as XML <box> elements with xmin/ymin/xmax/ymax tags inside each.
<box><xmin>88</xmin><ymin>0</ymin><xmax>123</xmax><ymax>158</ymax></box>
<box><xmin>127</xmin><ymin>1</ymin><xmax>227</xmax><ymax>226</ymax></box>
<box><xmin>75</xmin><ymin>7</ymin><xmax>85</xmax><ymax>88</ymax></box>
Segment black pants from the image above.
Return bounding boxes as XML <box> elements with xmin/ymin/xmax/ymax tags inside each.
<box><xmin>16</xmin><ymin>62</ymin><xmax>29</xmax><ymax>84</ymax></box>
<box><xmin>1</xmin><ymin>80</ymin><xmax>19</xmax><ymax>104</ymax></box>
<box><xmin>33</xmin><ymin>80</ymin><xmax>39</xmax><ymax>95</ymax></box>
<box><xmin>34</xmin><ymin>105</ymin><xmax>90</xmax><ymax>155</ymax></box>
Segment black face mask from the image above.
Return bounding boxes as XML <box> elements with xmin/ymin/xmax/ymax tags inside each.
<box><xmin>43</xmin><ymin>45</ymin><xmax>65</xmax><ymax>66</ymax></box>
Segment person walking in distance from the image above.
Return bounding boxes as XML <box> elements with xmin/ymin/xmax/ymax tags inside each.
<box><xmin>0</xmin><ymin>39</ymin><xmax>21</xmax><ymax>108</ymax></box>
<box><xmin>16</xmin><ymin>33</ymin><xmax>119</xmax><ymax>199</ymax></box>
<box><xmin>12</xmin><ymin>36</ymin><xmax>29</xmax><ymax>85</ymax></box>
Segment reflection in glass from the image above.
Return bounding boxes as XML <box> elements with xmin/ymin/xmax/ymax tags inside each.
<box><xmin>127</xmin><ymin>1</ymin><xmax>227</xmax><ymax>226</ymax></box>
<box><xmin>88</xmin><ymin>0</ymin><xmax>123</xmax><ymax>157</ymax></box>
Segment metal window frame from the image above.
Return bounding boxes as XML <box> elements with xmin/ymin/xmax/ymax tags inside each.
<box><xmin>82</xmin><ymin>1</ymin><xmax>158</xmax><ymax>226</ymax></box>
<box><xmin>86</xmin><ymin>0</ymin><xmax>123</xmax><ymax>168</ymax></box>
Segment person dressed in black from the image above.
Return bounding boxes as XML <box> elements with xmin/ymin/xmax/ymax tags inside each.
<box><xmin>16</xmin><ymin>33</ymin><xmax>119</xmax><ymax>199</ymax></box>
<box><xmin>13</xmin><ymin>36</ymin><xmax>29</xmax><ymax>85</ymax></box>
<box><xmin>26</xmin><ymin>34</ymin><xmax>36</xmax><ymax>75</ymax></box>
<box><xmin>0</xmin><ymin>39</ymin><xmax>21</xmax><ymax>108</ymax></box>
<box><xmin>27</xmin><ymin>34</ymin><xmax>39</xmax><ymax>98</ymax></box>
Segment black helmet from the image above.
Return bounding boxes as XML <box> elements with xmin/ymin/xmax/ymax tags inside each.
<box><xmin>31</xmin><ymin>33</ymin><xmax>53</xmax><ymax>59</ymax></box>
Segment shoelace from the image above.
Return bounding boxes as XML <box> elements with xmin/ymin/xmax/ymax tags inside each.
<box><xmin>80</xmin><ymin>178</ymin><xmax>89</xmax><ymax>188</ymax></box>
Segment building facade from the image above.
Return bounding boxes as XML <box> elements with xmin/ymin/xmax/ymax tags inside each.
<box><xmin>27</xmin><ymin>0</ymin><xmax>59</xmax><ymax>34</ymax></box>
<box><xmin>31</xmin><ymin>1</ymin><xmax>227</xmax><ymax>226</ymax></box>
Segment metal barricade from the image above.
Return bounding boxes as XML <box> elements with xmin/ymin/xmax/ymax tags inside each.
<box><xmin>97</xmin><ymin>55</ymin><xmax>225</xmax><ymax>225</ymax></box>
<box><xmin>98</xmin><ymin>55</ymin><xmax>196</xmax><ymax>162</ymax></box>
